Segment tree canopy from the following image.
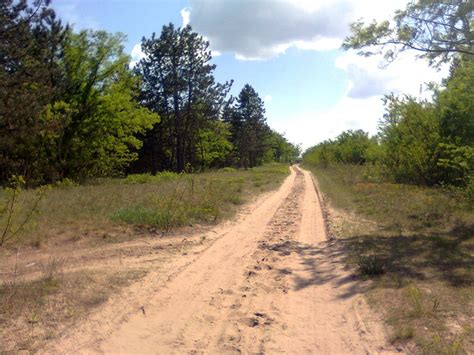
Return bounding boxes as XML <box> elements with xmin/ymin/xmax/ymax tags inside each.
<box><xmin>343</xmin><ymin>0</ymin><xmax>474</xmax><ymax>66</ymax></box>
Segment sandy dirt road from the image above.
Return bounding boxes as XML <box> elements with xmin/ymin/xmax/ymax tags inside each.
<box><xmin>47</xmin><ymin>166</ymin><xmax>394</xmax><ymax>354</ymax></box>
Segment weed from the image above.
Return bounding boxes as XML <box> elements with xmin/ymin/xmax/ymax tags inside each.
<box><xmin>425</xmin><ymin>333</ymin><xmax>466</xmax><ymax>355</ymax></box>
<box><xmin>407</xmin><ymin>285</ymin><xmax>424</xmax><ymax>317</ymax></box>
<box><xmin>219</xmin><ymin>167</ymin><xmax>236</xmax><ymax>172</ymax></box>
<box><xmin>391</xmin><ymin>325</ymin><xmax>415</xmax><ymax>342</ymax></box>
<box><xmin>41</xmin><ymin>257</ymin><xmax>64</xmax><ymax>281</ymax></box>
<box><xmin>0</xmin><ymin>176</ymin><xmax>49</xmax><ymax>246</ymax></box>
<box><xmin>356</xmin><ymin>255</ymin><xmax>385</xmax><ymax>276</ymax></box>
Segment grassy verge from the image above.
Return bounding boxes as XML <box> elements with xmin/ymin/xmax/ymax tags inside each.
<box><xmin>305</xmin><ymin>164</ymin><xmax>473</xmax><ymax>354</ymax></box>
<box><xmin>0</xmin><ymin>163</ymin><xmax>290</xmax><ymax>248</ymax></box>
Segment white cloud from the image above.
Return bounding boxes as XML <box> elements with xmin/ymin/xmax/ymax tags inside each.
<box><xmin>264</xmin><ymin>95</ymin><xmax>273</xmax><ymax>103</ymax></box>
<box><xmin>181</xmin><ymin>8</ymin><xmax>191</xmax><ymax>27</ymax></box>
<box><xmin>272</xmin><ymin>95</ymin><xmax>385</xmax><ymax>150</ymax></box>
<box><xmin>184</xmin><ymin>0</ymin><xmax>411</xmax><ymax>60</ymax></box>
<box><xmin>53</xmin><ymin>1</ymin><xmax>99</xmax><ymax>30</ymax></box>
<box><xmin>336</xmin><ymin>50</ymin><xmax>449</xmax><ymax>99</ymax></box>
<box><xmin>275</xmin><ymin>51</ymin><xmax>449</xmax><ymax>150</ymax></box>
<box><xmin>129</xmin><ymin>43</ymin><xmax>146</xmax><ymax>68</ymax></box>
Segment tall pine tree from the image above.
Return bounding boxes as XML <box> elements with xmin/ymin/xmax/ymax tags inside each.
<box><xmin>134</xmin><ymin>24</ymin><xmax>232</xmax><ymax>173</ymax></box>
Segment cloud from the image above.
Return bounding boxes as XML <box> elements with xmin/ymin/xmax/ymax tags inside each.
<box><xmin>129</xmin><ymin>43</ymin><xmax>146</xmax><ymax>68</ymax></box>
<box><xmin>336</xmin><ymin>51</ymin><xmax>449</xmax><ymax>99</ymax></box>
<box><xmin>264</xmin><ymin>95</ymin><xmax>273</xmax><ymax>103</ymax></box>
<box><xmin>184</xmin><ymin>0</ymin><xmax>411</xmax><ymax>60</ymax></box>
<box><xmin>53</xmin><ymin>1</ymin><xmax>99</xmax><ymax>30</ymax></box>
<box><xmin>181</xmin><ymin>8</ymin><xmax>191</xmax><ymax>27</ymax></box>
<box><xmin>274</xmin><ymin>50</ymin><xmax>449</xmax><ymax>150</ymax></box>
<box><xmin>272</xmin><ymin>95</ymin><xmax>385</xmax><ymax>150</ymax></box>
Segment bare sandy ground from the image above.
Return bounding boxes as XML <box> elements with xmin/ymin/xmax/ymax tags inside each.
<box><xmin>45</xmin><ymin>166</ymin><xmax>396</xmax><ymax>354</ymax></box>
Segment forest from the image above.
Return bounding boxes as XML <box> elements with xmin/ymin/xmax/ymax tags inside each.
<box><xmin>0</xmin><ymin>0</ymin><xmax>300</xmax><ymax>186</ymax></box>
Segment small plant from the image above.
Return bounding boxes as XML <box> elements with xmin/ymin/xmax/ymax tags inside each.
<box><xmin>426</xmin><ymin>333</ymin><xmax>465</xmax><ymax>355</ymax></box>
<box><xmin>0</xmin><ymin>176</ymin><xmax>49</xmax><ymax>246</ymax></box>
<box><xmin>219</xmin><ymin>167</ymin><xmax>236</xmax><ymax>173</ymax></box>
<box><xmin>41</xmin><ymin>257</ymin><xmax>64</xmax><ymax>281</ymax></box>
<box><xmin>54</xmin><ymin>178</ymin><xmax>78</xmax><ymax>188</ymax></box>
<box><xmin>124</xmin><ymin>173</ymin><xmax>153</xmax><ymax>184</ymax></box>
<box><xmin>391</xmin><ymin>325</ymin><xmax>415</xmax><ymax>342</ymax></box>
<box><xmin>28</xmin><ymin>312</ymin><xmax>39</xmax><ymax>324</ymax></box>
<box><xmin>407</xmin><ymin>284</ymin><xmax>424</xmax><ymax>317</ymax></box>
<box><xmin>356</xmin><ymin>254</ymin><xmax>385</xmax><ymax>276</ymax></box>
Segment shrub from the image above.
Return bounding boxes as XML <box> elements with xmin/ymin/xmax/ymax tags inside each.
<box><xmin>357</xmin><ymin>255</ymin><xmax>385</xmax><ymax>276</ymax></box>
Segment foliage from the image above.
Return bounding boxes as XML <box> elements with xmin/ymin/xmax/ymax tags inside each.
<box><xmin>53</xmin><ymin>30</ymin><xmax>159</xmax><ymax>180</ymax></box>
<box><xmin>0</xmin><ymin>1</ymin><xmax>159</xmax><ymax>185</ymax></box>
<box><xmin>304</xmin><ymin>57</ymin><xmax>473</xmax><ymax>189</ymax></box>
<box><xmin>223</xmin><ymin>85</ymin><xmax>299</xmax><ymax>168</ymax></box>
<box><xmin>303</xmin><ymin>130</ymin><xmax>378</xmax><ymax>167</ymax></box>
<box><xmin>1</xmin><ymin>2</ymin><xmax>297</xmax><ymax>184</ymax></box>
<box><xmin>195</xmin><ymin>120</ymin><xmax>234</xmax><ymax>171</ymax></box>
<box><xmin>357</xmin><ymin>255</ymin><xmax>385</xmax><ymax>276</ymax></box>
<box><xmin>224</xmin><ymin>84</ymin><xmax>270</xmax><ymax>168</ymax></box>
<box><xmin>343</xmin><ymin>0</ymin><xmax>474</xmax><ymax>67</ymax></box>
<box><xmin>133</xmin><ymin>24</ymin><xmax>232</xmax><ymax>173</ymax></box>
<box><xmin>0</xmin><ymin>0</ymin><xmax>66</xmax><ymax>184</ymax></box>
<box><xmin>378</xmin><ymin>95</ymin><xmax>441</xmax><ymax>185</ymax></box>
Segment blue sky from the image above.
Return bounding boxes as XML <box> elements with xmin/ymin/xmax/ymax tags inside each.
<box><xmin>53</xmin><ymin>0</ymin><xmax>447</xmax><ymax>150</ymax></box>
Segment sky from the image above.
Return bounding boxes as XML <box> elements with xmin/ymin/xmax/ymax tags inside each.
<box><xmin>52</xmin><ymin>0</ymin><xmax>448</xmax><ymax>150</ymax></box>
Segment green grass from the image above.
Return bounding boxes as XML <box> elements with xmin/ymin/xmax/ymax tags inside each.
<box><xmin>305</xmin><ymin>164</ymin><xmax>474</xmax><ymax>353</ymax></box>
<box><xmin>0</xmin><ymin>164</ymin><xmax>290</xmax><ymax>247</ymax></box>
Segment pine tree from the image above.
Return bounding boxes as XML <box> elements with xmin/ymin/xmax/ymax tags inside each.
<box><xmin>134</xmin><ymin>24</ymin><xmax>232</xmax><ymax>172</ymax></box>
<box><xmin>225</xmin><ymin>84</ymin><xmax>270</xmax><ymax>168</ymax></box>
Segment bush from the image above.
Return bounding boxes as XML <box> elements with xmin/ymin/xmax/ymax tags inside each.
<box><xmin>124</xmin><ymin>171</ymin><xmax>181</xmax><ymax>185</ymax></box>
<box><xmin>357</xmin><ymin>255</ymin><xmax>385</xmax><ymax>276</ymax></box>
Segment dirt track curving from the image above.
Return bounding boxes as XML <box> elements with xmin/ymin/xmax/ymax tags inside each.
<box><xmin>46</xmin><ymin>166</ymin><xmax>395</xmax><ymax>354</ymax></box>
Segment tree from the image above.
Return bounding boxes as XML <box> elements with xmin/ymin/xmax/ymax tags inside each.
<box><xmin>52</xmin><ymin>30</ymin><xmax>159</xmax><ymax>179</ymax></box>
<box><xmin>134</xmin><ymin>24</ymin><xmax>232</xmax><ymax>173</ymax></box>
<box><xmin>225</xmin><ymin>84</ymin><xmax>270</xmax><ymax>168</ymax></box>
<box><xmin>435</xmin><ymin>56</ymin><xmax>474</xmax><ymax>185</ymax></box>
<box><xmin>343</xmin><ymin>0</ymin><xmax>474</xmax><ymax>66</ymax></box>
<box><xmin>379</xmin><ymin>95</ymin><xmax>440</xmax><ymax>185</ymax></box>
<box><xmin>0</xmin><ymin>0</ymin><xmax>66</xmax><ymax>184</ymax></box>
<box><xmin>267</xmin><ymin>131</ymin><xmax>301</xmax><ymax>163</ymax></box>
<box><xmin>195</xmin><ymin>120</ymin><xmax>233</xmax><ymax>171</ymax></box>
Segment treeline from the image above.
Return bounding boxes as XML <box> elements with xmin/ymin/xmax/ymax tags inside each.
<box><xmin>0</xmin><ymin>1</ymin><xmax>299</xmax><ymax>185</ymax></box>
<box><xmin>304</xmin><ymin>56</ymin><xmax>473</xmax><ymax>190</ymax></box>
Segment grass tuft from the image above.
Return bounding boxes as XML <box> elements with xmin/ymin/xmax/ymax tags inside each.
<box><xmin>356</xmin><ymin>255</ymin><xmax>385</xmax><ymax>276</ymax></box>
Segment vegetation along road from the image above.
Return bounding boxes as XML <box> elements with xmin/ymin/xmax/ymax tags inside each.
<box><xmin>40</xmin><ymin>166</ymin><xmax>392</xmax><ymax>354</ymax></box>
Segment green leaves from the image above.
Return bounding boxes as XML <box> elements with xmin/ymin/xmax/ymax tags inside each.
<box><xmin>343</xmin><ymin>0</ymin><xmax>474</xmax><ymax>67</ymax></box>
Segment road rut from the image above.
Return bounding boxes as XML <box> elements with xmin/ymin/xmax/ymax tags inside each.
<box><xmin>48</xmin><ymin>166</ymin><xmax>394</xmax><ymax>354</ymax></box>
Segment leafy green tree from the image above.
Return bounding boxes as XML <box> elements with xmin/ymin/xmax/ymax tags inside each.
<box><xmin>134</xmin><ymin>24</ymin><xmax>232</xmax><ymax>173</ymax></box>
<box><xmin>303</xmin><ymin>130</ymin><xmax>378</xmax><ymax>167</ymax></box>
<box><xmin>435</xmin><ymin>56</ymin><xmax>474</xmax><ymax>185</ymax></box>
<box><xmin>51</xmin><ymin>30</ymin><xmax>159</xmax><ymax>179</ymax></box>
<box><xmin>343</xmin><ymin>0</ymin><xmax>473</xmax><ymax>66</ymax></box>
<box><xmin>379</xmin><ymin>95</ymin><xmax>440</xmax><ymax>185</ymax></box>
<box><xmin>195</xmin><ymin>120</ymin><xmax>233</xmax><ymax>171</ymax></box>
<box><xmin>267</xmin><ymin>131</ymin><xmax>301</xmax><ymax>163</ymax></box>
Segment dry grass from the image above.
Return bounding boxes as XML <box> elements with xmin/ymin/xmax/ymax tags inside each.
<box><xmin>0</xmin><ymin>164</ymin><xmax>289</xmax><ymax>248</ymax></box>
<box><xmin>0</xmin><ymin>164</ymin><xmax>290</xmax><ymax>352</ymax></box>
<box><xmin>1</xmin><ymin>263</ymin><xmax>147</xmax><ymax>352</ymax></box>
<box><xmin>306</xmin><ymin>164</ymin><xmax>474</xmax><ymax>354</ymax></box>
